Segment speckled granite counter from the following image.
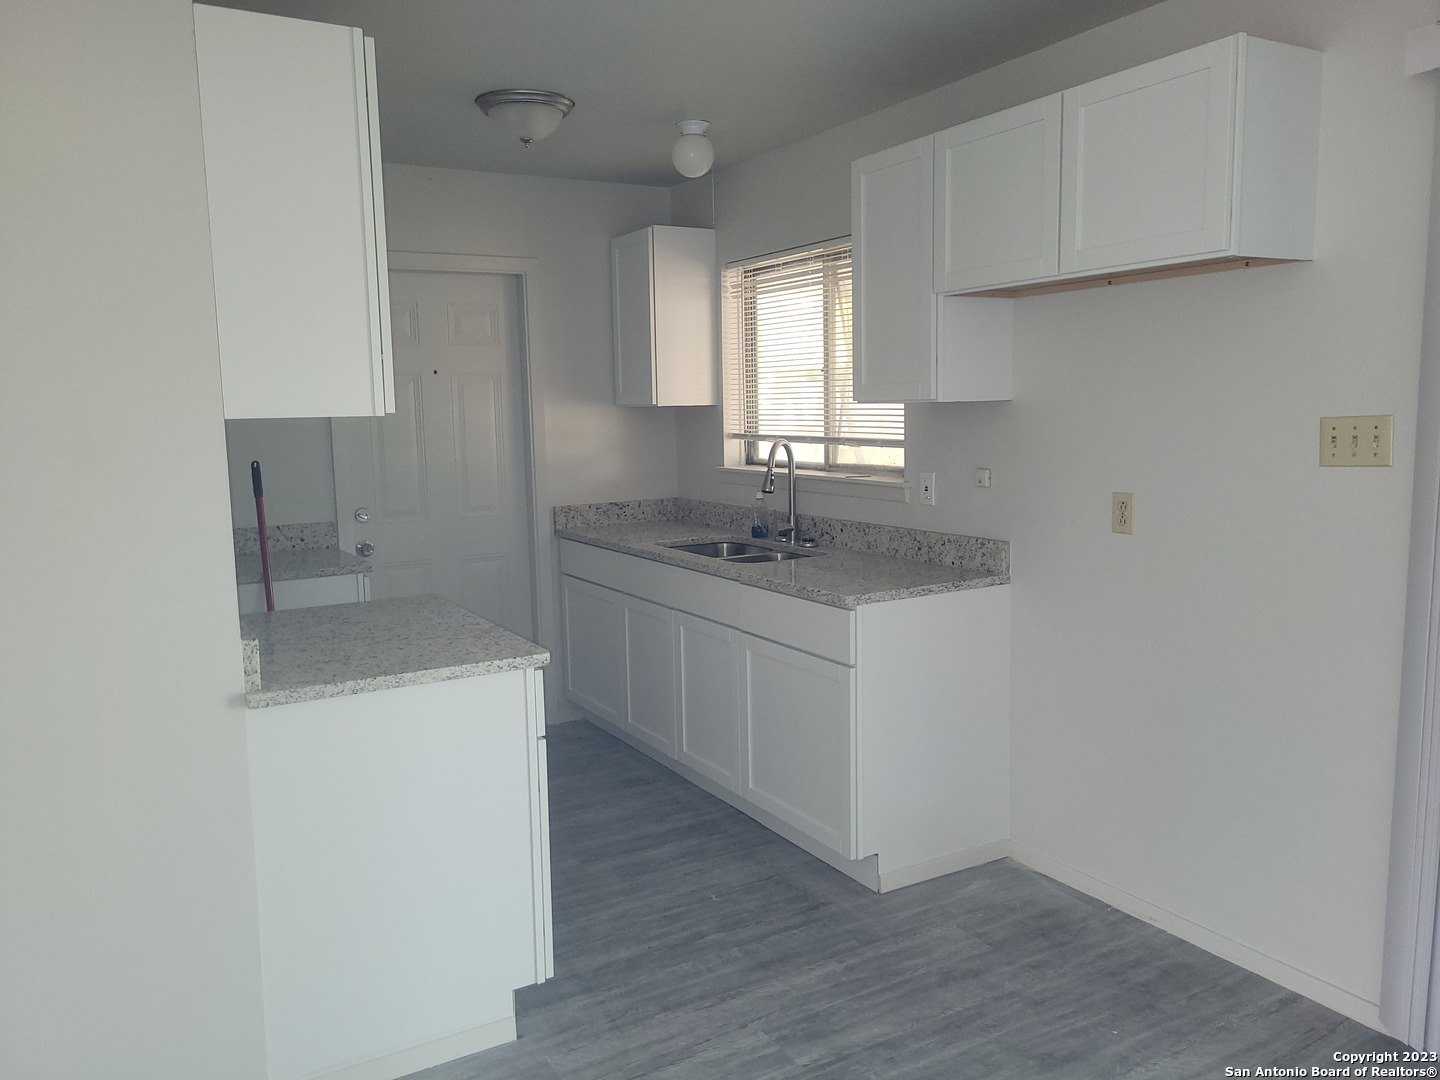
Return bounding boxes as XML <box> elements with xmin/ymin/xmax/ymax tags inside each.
<box><xmin>233</xmin><ymin>521</ymin><xmax>370</xmax><ymax>585</ymax></box>
<box><xmin>554</xmin><ymin>498</ymin><xmax>1008</xmax><ymax>609</ymax></box>
<box><xmin>235</xmin><ymin>546</ymin><xmax>370</xmax><ymax>586</ymax></box>
<box><xmin>240</xmin><ymin>595</ymin><xmax>549</xmax><ymax>709</ymax></box>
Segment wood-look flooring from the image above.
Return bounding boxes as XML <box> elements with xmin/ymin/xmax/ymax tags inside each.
<box><xmin>410</xmin><ymin>720</ymin><xmax>1403</xmax><ymax>1079</ymax></box>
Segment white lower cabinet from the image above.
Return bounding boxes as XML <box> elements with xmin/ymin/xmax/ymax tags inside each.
<box><xmin>561</xmin><ymin>575</ymin><xmax>626</xmax><ymax>726</ymax></box>
<box><xmin>559</xmin><ymin>539</ymin><xmax>1010</xmax><ymax>892</ymax></box>
<box><xmin>246</xmin><ymin>669</ymin><xmax>551</xmax><ymax>1080</ymax></box>
<box><xmin>236</xmin><ymin>571</ymin><xmax>369</xmax><ymax>615</ymax></box>
<box><xmin>676</xmin><ymin>613</ymin><xmax>741</xmax><ymax>791</ymax></box>
<box><xmin>623</xmin><ymin>596</ymin><xmax>677</xmax><ymax>757</ymax></box>
<box><xmin>739</xmin><ymin>635</ymin><xmax>857</xmax><ymax>858</ymax></box>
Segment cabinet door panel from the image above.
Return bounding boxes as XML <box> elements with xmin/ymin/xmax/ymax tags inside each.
<box><xmin>194</xmin><ymin>4</ymin><xmax>390</xmax><ymax>418</ymax></box>
<box><xmin>611</xmin><ymin>229</ymin><xmax>656</xmax><ymax>406</ymax></box>
<box><xmin>650</xmin><ymin>227</ymin><xmax>718</xmax><ymax>406</ymax></box>
<box><xmin>740</xmin><ymin>636</ymin><xmax>856</xmax><ymax>858</ymax></box>
<box><xmin>852</xmin><ymin>137</ymin><xmax>936</xmax><ymax>402</ymax></box>
<box><xmin>561</xmin><ymin>576</ymin><xmax>625</xmax><ymax>725</ymax></box>
<box><xmin>934</xmin><ymin>95</ymin><xmax>1061</xmax><ymax>292</ymax></box>
<box><xmin>1061</xmin><ymin>37</ymin><xmax>1236</xmax><ymax>272</ymax></box>
<box><xmin>623</xmin><ymin>598</ymin><xmax>677</xmax><ymax>756</ymax></box>
<box><xmin>676</xmin><ymin>614</ymin><xmax>741</xmax><ymax>791</ymax></box>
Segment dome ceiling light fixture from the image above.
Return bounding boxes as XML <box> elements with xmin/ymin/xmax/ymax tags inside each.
<box><xmin>474</xmin><ymin>88</ymin><xmax>575</xmax><ymax>147</ymax></box>
<box><xmin>672</xmin><ymin>120</ymin><xmax>714</xmax><ymax>179</ymax></box>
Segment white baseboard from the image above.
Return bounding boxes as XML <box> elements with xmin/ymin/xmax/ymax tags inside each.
<box><xmin>1009</xmin><ymin>842</ymin><xmax>1383</xmax><ymax>1031</ymax></box>
<box><xmin>547</xmin><ymin>701</ymin><xmax>584</xmax><ymax>725</ymax></box>
<box><xmin>878</xmin><ymin>841</ymin><xmax>1012</xmax><ymax>892</ymax></box>
<box><xmin>312</xmin><ymin>1015</ymin><xmax>517</xmax><ymax>1080</ymax></box>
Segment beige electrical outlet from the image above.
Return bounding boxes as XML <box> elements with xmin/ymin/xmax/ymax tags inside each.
<box><xmin>1321</xmin><ymin>415</ymin><xmax>1393</xmax><ymax>466</ymax></box>
<box><xmin>1112</xmin><ymin>492</ymin><xmax>1133</xmax><ymax>535</ymax></box>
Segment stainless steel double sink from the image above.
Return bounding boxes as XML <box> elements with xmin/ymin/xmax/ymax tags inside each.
<box><xmin>669</xmin><ymin>540</ymin><xmax>814</xmax><ymax>564</ymax></box>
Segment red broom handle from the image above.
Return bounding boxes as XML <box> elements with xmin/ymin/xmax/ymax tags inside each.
<box><xmin>251</xmin><ymin>461</ymin><xmax>275</xmax><ymax>613</ymax></box>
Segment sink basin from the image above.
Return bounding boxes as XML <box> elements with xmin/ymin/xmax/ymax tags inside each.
<box><xmin>725</xmin><ymin>550</ymin><xmax>814</xmax><ymax>563</ymax></box>
<box><xmin>670</xmin><ymin>541</ymin><xmax>769</xmax><ymax>558</ymax></box>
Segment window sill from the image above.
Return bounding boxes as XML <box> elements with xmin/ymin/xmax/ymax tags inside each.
<box><xmin>713</xmin><ymin>466</ymin><xmax>911</xmax><ymax>503</ymax></box>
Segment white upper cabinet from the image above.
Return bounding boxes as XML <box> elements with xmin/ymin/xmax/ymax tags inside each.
<box><xmin>611</xmin><ymin>226</ymin><xmax>717</xmax><ymax>407</ymax></box>
<box><xmin>934</xmin><ymin>95</ymin><xmax>1062</xmax><ymax>293</ymax></box>
<box><xmin>914</xmin><ymin>34</ymin><xmax>1321</xmax><ymax>297</ymax></box>
<box><xmin>853</xmin><ymin>138</ymin><xmax>938</xmax><ymax>402</ymax></box>
<box><xmin>1061</xmin><ymin>35</ymin><xmax>1321</xmax><ymax>276</ymax></box>
<box><xmin>1061</xmin><ymin>38</ymin><xmax>1236</xmax><ymax>273</ymax></box>
<box><xmin>194</xmin><ymin>4</ymin><xmax>393</xmax><ymax>419</ymax></box>
<box><xmin>852</xmin><ymin>138</ymin><xmax>1014</xmax><ymax>403</ymax></box>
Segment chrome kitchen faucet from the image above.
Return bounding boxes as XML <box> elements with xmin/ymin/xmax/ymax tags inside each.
<box><xmin>761</xmin><ymin>438</ymin><xmax>798</xmax><ymax>542</ymax></box>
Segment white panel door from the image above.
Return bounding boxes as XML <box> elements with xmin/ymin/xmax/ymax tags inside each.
<box><xmin>676</xmin><ymin>613</ymin><xmax>741</xmax><ymax>792</ymax></box>
<box><xmin>934</xmin><ymin>94</ymin><xmax>1061</xmax><ymax>292</ymax></box>
<box><xmin>622</xmin><ymin>597</ymin><xmax>677</xmax><ymax>756</ymax></box>
<box><xmin>611</xmin><ymin>229</ymin><xmax>655</xmax><ymax>406</ymax></box>
<box><xmin>740</xmin><ymin>635</ymin><xmax>856</xmax><ymax>858</ymax></box>
<box><xmin>334</xmin><ymin>271</ymin><xmax>535</xmax><ymax>638</ymax></box>
<box><xmin>1061</xmin><ymin>37</ymin><xmax>1237</xmax><ymax>273</ymax></box>
<box><xmin>559</xmin><ymin>576</ymin><xmax>626</xmax><ymax>726</ymax></box>
<box><xmin>852</xmin><ymin>137</ymin><xmax>937</xmax><ymax>403</ymax></box>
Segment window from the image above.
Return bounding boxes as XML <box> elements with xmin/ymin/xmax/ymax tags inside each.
<box><xmin>723</xmin><ymin>240</ymin><xmax>903</xmax><ymax>472</ymax></box>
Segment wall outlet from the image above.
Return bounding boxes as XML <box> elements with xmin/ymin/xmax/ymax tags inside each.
<box><xmin>1112</xmin><ymin>492</ymin><xmax>1134</xmax><ymax>534</ymax></box>
<box><xmin>920</xmin><ymin>472</ymin><xmax>936</xmax><ymax>506</ymax></box>
<box><xmin>1320</xmin><ymin>415</ymin><xmax>1393</xmax><ymax>466</ymax></box>
<box><xmin>974</xmin><ymin>468</ymin><xmax>992</xmax><ymax>488</ymax></box>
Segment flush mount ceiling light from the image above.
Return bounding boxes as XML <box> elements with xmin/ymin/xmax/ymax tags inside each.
<box><xmin>474</xmin><ymin>89</ymin><xmax>575</xmax><ymax>147</ymax></box>
<box><xmin>672</xmin><ymin>120</ymin><xmax>714</xmax><ymax>178</ymax></box>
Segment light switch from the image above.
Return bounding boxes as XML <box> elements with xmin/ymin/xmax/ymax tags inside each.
<box><xmin>1320</xmin><ymin>416</ymin><xmax>1393</xmax><ymax>467</ymax></box>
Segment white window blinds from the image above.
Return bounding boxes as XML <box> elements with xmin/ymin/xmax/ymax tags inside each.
<box><xmin>723</xmin><ymin>241</ymin><xmax>903</xmax><ymax>471</ymax></box>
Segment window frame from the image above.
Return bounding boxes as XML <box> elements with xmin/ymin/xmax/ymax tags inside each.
<box><xmin>723</xmin><ymin>238</ymin><xmax>904</xmax><ymax>475</ymax></box>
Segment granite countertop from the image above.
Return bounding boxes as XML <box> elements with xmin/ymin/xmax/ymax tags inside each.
<box><xmin>235</xmin><ymin>546</ymin><xmax>370</xmax><ymax>586</ymax></box>
<box><xmin>240</xmin><ymin>595</ymin><xmax>548</xmax><ymax>709</ymax></box>
<box><xmin>555</xmin><ymin>518</ymin><xmax>1009</xmax><ymax>608</ymax></box>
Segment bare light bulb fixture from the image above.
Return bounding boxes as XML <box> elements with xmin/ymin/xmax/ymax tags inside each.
<box><xmin>474</xmin><ymin>89</ymin><xmax>575</xmax><ymax>147</ymax></box>
<box><xmin>672</xmin><ymin>120</ymin><xmax>714</xmax><ymax>178</ymax></box>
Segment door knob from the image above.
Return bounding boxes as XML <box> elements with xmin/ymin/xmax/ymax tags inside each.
<box><xmin>355</xmin><ymin>541</ymin><xmax>375</xmax><ymax>557</ymax></box>
<box><xmin>354</xmin><ymin>507</ymin><xmax>371</xmax><ymax>522</ymax></box>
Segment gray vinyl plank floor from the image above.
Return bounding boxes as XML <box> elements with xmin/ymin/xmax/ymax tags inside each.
<box><xmin>408</xmin><ymin>720</ymin><xmax>1404</xmax><ymax>1079</ymax></box>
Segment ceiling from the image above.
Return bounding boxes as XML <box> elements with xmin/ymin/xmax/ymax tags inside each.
<box><xmin>208</xmin><ymin>0</ymin><xmax>1165</xmax><ymax>187</ymax></box>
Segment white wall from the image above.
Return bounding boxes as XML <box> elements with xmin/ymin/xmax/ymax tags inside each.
<box><xmin>382</xmin><ymin>165</ymin><xmax>676</xmax><ymax>717</ymax></box>
<box><xmin>0</xmin><ymin>2</ymin><xmax>267</xmax><ymax>1076</ymax></box>
<box><xmin>226</xmin><ymin>419</ymin><xmax>337</xmax><ymax>527</ymax></box>
<box><xmin>674</xmin><ymin>0</ymin><xmax>1435</xmax><ymax>1027</ymax></box>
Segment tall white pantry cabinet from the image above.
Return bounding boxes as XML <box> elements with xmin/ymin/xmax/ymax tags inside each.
<box><xmin>194</xmin><ymin>4</ymin><xmax>395</xmax><ymax>419</ymax></box>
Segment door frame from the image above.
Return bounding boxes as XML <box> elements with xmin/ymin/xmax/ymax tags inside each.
<box><xmin>1383</xmin><ymin>91</ymin><xmax>1440</xmax><ymax>1049</ymax></box>
<box><xmin>336</xmin><ymin>250</ymin><xmax>546</xmax><ymax>656</ymax></box>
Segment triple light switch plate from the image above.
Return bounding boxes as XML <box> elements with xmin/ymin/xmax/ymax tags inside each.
<box><xmin>1320</xmin><ymin>416</ymin><xmax>1393</xmax><ymax>467</ymax></box>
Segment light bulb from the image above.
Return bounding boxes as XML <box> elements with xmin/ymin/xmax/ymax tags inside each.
<box><xmin>672</xmin><ymin>120</ymin><xmax>714</xmax><ymax>178</ymax></box>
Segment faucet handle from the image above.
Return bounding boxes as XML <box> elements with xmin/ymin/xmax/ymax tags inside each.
<box><xmin>777</xmin><ymin>526</ymin><xmax>796</xmax><ymax>543</ymax></box>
